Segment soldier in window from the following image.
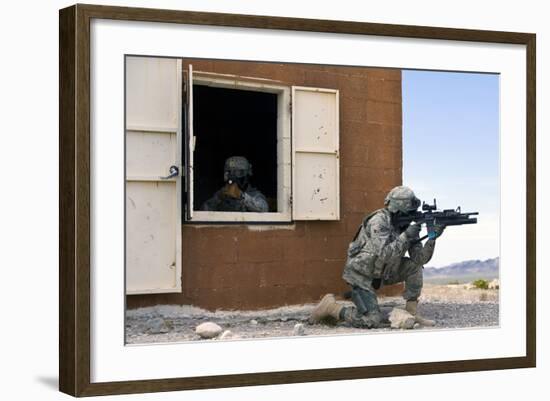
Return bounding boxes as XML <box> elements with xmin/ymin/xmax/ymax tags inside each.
<box><xmin>201</xmin><ymin>156</ymin><xmax>269</xmax><ymax>212</ymax></box>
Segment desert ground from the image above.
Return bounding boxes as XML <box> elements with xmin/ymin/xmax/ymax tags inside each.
<box><xmin>125</xmin><ymin>283</ymin><xmax>499</xmax><ymax>344</ymax></box>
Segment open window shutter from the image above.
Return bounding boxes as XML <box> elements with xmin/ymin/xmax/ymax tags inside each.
<box><xmin>292</xmin><ymin>86</ymin><xmax>340</xmax><ymax>220</ymax></box>
<box><xmin>184</xmin><ymin>64</ymin><xmax>195</xmax><ymax>220</ymax></box>
<box><xmin>125</xmin><ymin>57</ymin><xmax>183</xmax><ymax>294</ymax></box>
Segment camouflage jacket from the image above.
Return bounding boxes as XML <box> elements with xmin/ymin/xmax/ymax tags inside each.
<box><xmin>342</xmin><ymin>208</ymin><xmax>436</xmax><ymax>291</ymax></box>
<box><xmin>201</xmin><ymin>186</ymin><xmax>269</xmax><ymax>212</ymax></box>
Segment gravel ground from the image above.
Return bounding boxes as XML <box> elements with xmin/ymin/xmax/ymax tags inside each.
<box><xmin>125</xmin><ymin>284</ymin><xmax>499</xmax><ymax>344</ymax></box>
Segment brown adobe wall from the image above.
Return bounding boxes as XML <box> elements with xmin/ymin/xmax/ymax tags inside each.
<box><xmin>126</xmin><ymin>58</ymin><xmax>403</xmax><ymax>310</ymax></box>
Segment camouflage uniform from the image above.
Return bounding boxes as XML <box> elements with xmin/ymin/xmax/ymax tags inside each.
<box><xmin>340</xmin><ymin>207</ymin><xmax>436</xmax><ymax>328</ymax></box>
<box><xmin>309</xmin><ymin>186</ymin><xmax>442</xmax><ymax>328</ymax></box>
<box><xmin>201</xmin><ymin>186</ymin><xmax>269</xmax><ymax>212</ymax></box>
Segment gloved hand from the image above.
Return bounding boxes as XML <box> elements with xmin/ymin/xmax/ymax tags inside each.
<box><xmin>223</xmin><ymin>182</ymin><xmax>242</xmax><ymax>199</ymax></box>
<box><xmin>429</xmin><ymin>224</ymin><xmax>446</xmax><ymax>239</ymax></box>
<box><xmin>404</xmin><ymin>223</ymin><xmax>421</xmax><ymax>240</ymax></box>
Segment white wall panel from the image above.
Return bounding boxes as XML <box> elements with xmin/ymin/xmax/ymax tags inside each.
<box><xmin>294</xmin><ymin>152</ymin><xmax>339</xmax><ymax>219</ymax></box>
<box><xmin>126</xmin><ymin>56</ymin><xmax>180</xmax><ymax>131</ymax></box>
<box><xmin>126</xmin><ymin>182</ymin><xmax>178</xmax><ymax>293</ymax></box>
<box><xmin>293</xmin><ymin>89</ymin><xmax>338</xmax><ymax>151</ymax></box>
<box><xmin>126</xmin><ymin>131</ymin><xmax>177</xmax><ymax>178</ymax></box>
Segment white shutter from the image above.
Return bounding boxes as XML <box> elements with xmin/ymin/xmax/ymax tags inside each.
<box><xmin>292</xmin><ymin>86</ymin><xmax>340</xmax><ymax>220</ymax></box>
<box><xmin>126</xmin><ymin>57</ymin><xmax>180</xmax><ymax>132</ymax></box>
<box><xmin>125</xmin><ymin>57</ymin><xmax>183</xmax><ymax>294</ymax></box>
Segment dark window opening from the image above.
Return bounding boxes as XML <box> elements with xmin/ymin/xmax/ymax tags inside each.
<box><xmin>192</xmin><ymin>84</ymin><xmax>278</xmax><ymax>212</ymax></box>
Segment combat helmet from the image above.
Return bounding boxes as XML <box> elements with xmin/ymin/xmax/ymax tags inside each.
<box><xmin>223</xmin><ymin>156</ymin><xmax>252</xmax><ymax>180</ymax></box>
<box><xmin>223</xmin><ymin>156</ymin><xmax>253</xmax><ymax>190</ymax></box>
<box><xmin>384</xmin><ymin>186</ymin><xmax>421</xmax><ymax>214</ymax></box>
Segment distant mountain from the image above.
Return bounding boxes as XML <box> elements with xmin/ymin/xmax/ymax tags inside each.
<box><xmin>424</xmin><ymin>257</ymin><xmax>499</xmax><ymax>284</ymax></box>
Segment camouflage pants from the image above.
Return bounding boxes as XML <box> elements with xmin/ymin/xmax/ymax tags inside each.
<box><xmin>341</xmin><ymin>257</ymin><xmax>424</xmax><ymax>328</ymax></box>
<box><xmin>383</xmin><ymin>256</ymin><xmax>424</xmax><ymax>301</ymax></box>
<box><xmin>340</xmin><ymin>286</ymin><xmax>382</xmax><ymax>328</ymax></box>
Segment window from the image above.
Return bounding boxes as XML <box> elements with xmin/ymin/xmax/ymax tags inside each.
<box><xmin>192</xmin><ymin>85</ymin><xmax>279</xmax><ymax>213</ymax></box>
<box><xmin>183</xmin><ymin>65</ymin><xmax>340</xmax><ymax>223</ymax></box>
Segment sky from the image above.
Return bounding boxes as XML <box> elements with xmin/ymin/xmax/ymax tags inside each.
<box><xmin>401</xmin><ymin>70</ymin><xmax>500</xmax><ymax>268</ymax></box>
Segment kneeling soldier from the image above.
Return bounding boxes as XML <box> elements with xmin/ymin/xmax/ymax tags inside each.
<box><xmin>310</xmin><ymin>186</ymin><xmax>444</xmax><ymax>328</ymax></box>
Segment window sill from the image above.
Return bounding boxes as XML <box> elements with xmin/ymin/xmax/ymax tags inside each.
<box><xmin>185</xmin><ymin>210</ymin><xmax>292</xmax><ymax>224</ymax></box>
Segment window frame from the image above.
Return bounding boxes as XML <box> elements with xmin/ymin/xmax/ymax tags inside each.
<box><xmin>183</xmin><ymin>69</ymin><xmax>293</xmax><ymax>223</ymax></box>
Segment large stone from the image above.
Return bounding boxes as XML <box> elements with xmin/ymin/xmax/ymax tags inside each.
<box><xmin>293</xmin><ymin>323</ymin><xmax>306</xmax><ymax>336</ymax></box>
<box><xmin>389</xmin><ymin>308</ymin><xmax>415</xmax><ymax>329</ymax></box>
<box><xmin>195</xmin><ymin>322</ymin><xmax>223</xmax><ymax>339</ymax></box>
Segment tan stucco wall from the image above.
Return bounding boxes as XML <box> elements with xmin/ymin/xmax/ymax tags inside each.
<box><xmin>127</xmin><ymin>59</ymin><xmax>403</xmax><ymax>310</ymax></box>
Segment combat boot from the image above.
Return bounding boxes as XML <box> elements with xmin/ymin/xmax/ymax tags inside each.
<box><xmin>309</xmin><ymin>294</ymin><xmax>344</xmax><ymax>324</ymax></box>
<box><xmin>405</xmin><ymin>300</ymin><xmax>435</xmax><ymax>327</ymax></box>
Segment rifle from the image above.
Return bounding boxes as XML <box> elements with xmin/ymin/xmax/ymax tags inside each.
<box><xmin>394</xmin><ymin>199</ymin><xmax>478</xmax><ymax>242</ymax></box>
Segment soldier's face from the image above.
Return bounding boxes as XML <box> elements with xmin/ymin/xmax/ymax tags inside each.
<box><xmin>394</xmin><ymin>210</ymin><xmax>411</xmax><ymax>221</ymax></box>
<box><xmin>234</xmin><ymin>175</ymin><xmax>249</xmax><ymax>190</ymax></box>
<box><xmin>225</xmin><ymin>169</ymin><xmax>249</xmax><ymax>190</ymax></box>
<box><xmin>392</xmin><ymin>210</ymin><xmax>413</xmax><ymax>231</ymax></box>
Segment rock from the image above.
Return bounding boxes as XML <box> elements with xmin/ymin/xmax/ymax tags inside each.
<box><xmin>195</xmin><ymin>322</ymin><xmax>223</xmax><ymax>339</ymax></box>
<box><xmin>488</xmin><ymin>279</ymin><xmax>500</xmax><ymax>289</ymax></box>
<box><xmin>413</xmin><ymin>323</ymin><xmax>421</xmax><ymax>330</ymax></box>
<box><xmin>250</xmin><ymin>319</ymin><xmax>258</xmax><ymax>325</ymax></box>
<box><xmin>146</xmin><ymin>317</ymin><xmax>171</xmax><ymax>334</ymax></box>
<box><xmin>389</xmin><ymin>308</ymin><xmax>415</xmax><ymax>329</ymax></box>
<box><xmin>293</xmin><ymin>323</ymin><xmax>306</xmax><ymax>336</ymax></box>
<box><xmin>219</xmin><ymin>330</ymin><xmax>233</xmax><ymax>340</ymax></box>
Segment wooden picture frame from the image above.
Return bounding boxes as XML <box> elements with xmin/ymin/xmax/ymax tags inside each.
<box><xmin>59</xmin><ymin>3</ymin><xmax>536</xmax><ymax>397</ymax></box>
